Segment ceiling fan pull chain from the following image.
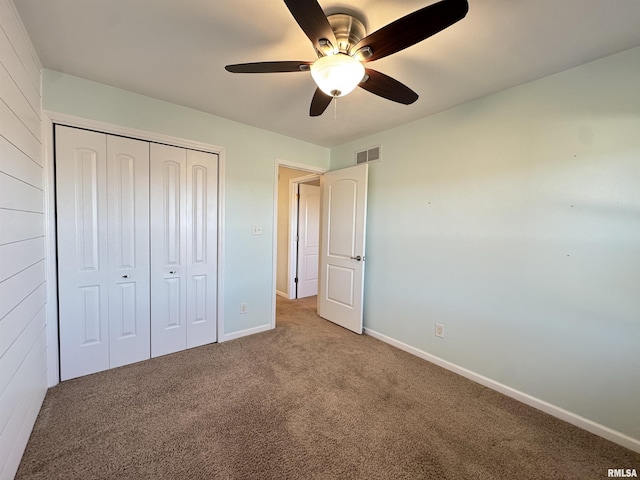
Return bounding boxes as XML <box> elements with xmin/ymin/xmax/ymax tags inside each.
<box><xmin>334</xmin><ymin>97</ymin><xmax>338</xmax><ymax>122</ymax></box>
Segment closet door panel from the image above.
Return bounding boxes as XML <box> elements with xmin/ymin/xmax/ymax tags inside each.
<box><xmin>186</xmin><ymin>150</ymin><xmax>218</xmax><ymax>348</ymax></box>
<box><xmin>107</xmin><ymin>135</ymin><xmax>151</xmax><ymax>368</ymax></box>
<box><xmin>150</xmin><ymin>143</ymin><xmax>187</xmax><ymax>357</ymax></box>
<box><xmin>56</xmin><ymin>126</ymin><xmax>109</xmax><ymax>380</ymax></box>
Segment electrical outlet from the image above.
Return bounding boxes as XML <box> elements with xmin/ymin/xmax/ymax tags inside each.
<box><xmin>252</xmin><ymin>224</ymin><xmax>263</xmax><ymax>236</ymax></box>
<box><xmin>240</xmin><ymin>303</ymin><xmax>248</xmax><ymax>314</ymax></box>
<box><xmin>435</xmin><ymin>323</ymin><xmax>444</xmax><ymax>338</ymax></box>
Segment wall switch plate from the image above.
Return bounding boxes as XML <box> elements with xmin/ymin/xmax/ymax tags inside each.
<box><xmin>435</xmin><ymin>323</ymin><xmax>444</xmax><ymax>338</ymax></box>
<box><xmin>240</xmin><ymin>303</ymin><xmax>248</xmax><ymax>314</ymax></box>
<box><xmin>252</xmin><ymin>224</ymin><xmax>263</xmax><ymax>236</ymax></box>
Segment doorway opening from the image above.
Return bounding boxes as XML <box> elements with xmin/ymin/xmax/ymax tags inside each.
<box><xmin>273</xmin><ymin>161</ymin><xmax>369</xmax><ymax>333</ymax></box>
<box><xmin>273</xmin><ymin>162</ymin><xmax>326</xmax><ymax>327</ymax></box>
<box><xmin>276</xmin><ymin>167</ymin><xmax>321</xmax><ymax>300</ymax></box>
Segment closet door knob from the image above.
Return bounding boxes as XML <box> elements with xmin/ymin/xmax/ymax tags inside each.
<box><xmin>169</xmin><ymin>270</ymin><xmax>177</xmax><ymax>274</ymax></box>
<box><xmin>122</xmin><ymin>274</ymin><xmax>130</xmax><ymax>278</ymax></box>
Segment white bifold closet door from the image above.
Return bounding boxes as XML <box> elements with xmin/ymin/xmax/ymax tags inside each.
<box><xmin>150</xmin><ymin>144</ymin><xmax>218</xmax><ymax>357</ymax></box>
<box><xmin>57</xmin><ymin>127</ymin><xmax>218</xmax><ymax>380</ymax></box>
<box><xmin>56</xmin><ymin>126</ymin><xmax>150</xmax><ymax>381</ymax></box>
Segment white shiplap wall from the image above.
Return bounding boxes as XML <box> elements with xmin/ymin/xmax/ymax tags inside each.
<box><xmin>0</xmin><ymin>0</ymin><xmax>47</xmax><ymax>478</ymax></box>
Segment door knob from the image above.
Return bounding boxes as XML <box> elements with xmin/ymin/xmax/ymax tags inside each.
<box><xmin>350</xmin><ymin>255</ymin><xmax>362</xmax><ymax>261</ymax></box>
<box><xmin>169</xmin><ymin>270</ymin><xmax>177</xmax><ymax>274</ymax></box>
<box><xmin>122</xmin><ymin>274</ymin><xmax>130</xmax><ymax>278</ymax></box>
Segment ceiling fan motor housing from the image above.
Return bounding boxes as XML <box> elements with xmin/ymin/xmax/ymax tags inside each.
<box><xmin>326</xmin><ymin>14</ymin><xmax>366</xmax><ymax>55</ymax></box>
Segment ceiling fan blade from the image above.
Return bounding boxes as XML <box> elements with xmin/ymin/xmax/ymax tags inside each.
<box><xmin>225</xmin><ymin>61</ymin><xmax>312</xmax><ymax>73</ymax></box>
<box><xmin>283</xmin><ymin>0</ymin><xmax>337</xmax><ymax>53</ymax></box>
<box><xmin>359</xmin><ymin>69</ymin><xmax>418</xmax><ymax>105</ymax></box>
<box><xmin>310</xmin><ymin>88</ymin><xmax>333</xmax><ymax>116</ymax></box>
<box><xmin>352</xmin><ymin>0</ymin><xmax>469</xmax><ymax>63</ymax></box>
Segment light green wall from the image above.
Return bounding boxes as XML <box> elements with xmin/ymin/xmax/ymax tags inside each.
<box><xmin>331</xmin><ymin>46</ymin><xmax>640</xmax><ymax>440</ymax></box>
<box><xmin>44</xmin><ymin>45</ymin><xmax>640</xmax><ymax>441</ymax></box>
<box><xmin>43</xmin><ymin>70</ymin><xmax>330</xmax><ymax>336</ymax></box>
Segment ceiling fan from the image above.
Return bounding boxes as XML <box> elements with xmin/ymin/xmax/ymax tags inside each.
<box><xmin>225</xmin><ymin>0</ymin><xmax>469</xmax><ymax>117</ymax></box>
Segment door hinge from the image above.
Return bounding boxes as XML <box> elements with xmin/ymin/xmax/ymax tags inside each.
<box><xmin>294</xmin><ymin>277</ymin><xmax>298</xmax><ymax>283</ymax></box>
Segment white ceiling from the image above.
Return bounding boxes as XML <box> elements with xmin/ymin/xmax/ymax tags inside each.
<box><xmin>13</xmin><ymin>0</ymin><xmax>640</xmax><ymax>147</ymax></box>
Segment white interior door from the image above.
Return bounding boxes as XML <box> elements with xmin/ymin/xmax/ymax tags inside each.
<box><xmin>318</xmin><ymin>164</ymin><xmax>368</xmax><ymax>333</ymax></box>
<box><xmin>57</xmin><ymin>126</ymin><xmax>151</xmax><ymax>380</ymax></box>
<box><xmin>297</xmin><ymin>183</ymin><xmax>320</xmax><ymax>298</ymax></box>
<box><xmin>106</xmin><ymin>135</ymin><xmax>150</xmax><ymax>368</ymax></box>
<box><xmin>185</xmin><ymin>149</ymin><xmax>218</xmax><ymax>348</ymax></box>
<box><xmin>150</xmin><ymin>144</ymin><xmax>218</xmax><ymax>356</ymax></box>
<box><xmin>57</xmin><ymin>126</ymin><xmax>218</xmax><ymax>377</ymax></box>
<box><xmin>57</xmin><ymin>127</ymin><xmax>109</xmax><ymax>380</ymax></box>
<box><xmin>150</xmin><ymin>143</ymin><xmax>188</xmax><ymax>357</ymax></box>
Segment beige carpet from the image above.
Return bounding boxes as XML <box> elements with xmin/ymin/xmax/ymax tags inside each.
<box><xmin>17</xmin><ymin>296</ymin><xmax>639</xmax><ymax>479</ymax></box>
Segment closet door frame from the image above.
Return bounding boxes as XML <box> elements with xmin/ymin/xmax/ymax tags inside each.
<box><xmin>43</xmin><ymin>111</ymin><xmax>226</xmax><ymax>387</ymax></box>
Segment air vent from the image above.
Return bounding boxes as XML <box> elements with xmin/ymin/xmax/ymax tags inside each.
<box><xmin>355</xmin><ymin>146</ymin><xmax>381</xmax><ymax>164</ymax></box>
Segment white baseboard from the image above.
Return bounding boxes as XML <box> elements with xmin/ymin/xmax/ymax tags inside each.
<box><xmin>364</xmin><ymin>327</ymin><xmax>640</xmax><ymax>454</ymax></box>
<box><xmin>275</xmin><ymin>290</ymin><xmax>289</xmax><ymax>299</ymax></box>
<box><xmin>220</xmin><ymin>323</ymin><xmax>273</xmax><ymax>343</ymax></box>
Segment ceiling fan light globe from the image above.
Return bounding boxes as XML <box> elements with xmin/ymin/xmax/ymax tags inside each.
<box><xmin>310</xmin><ymin>54</ymin><xmax>365</xmax><ymax>98</ymax></box>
